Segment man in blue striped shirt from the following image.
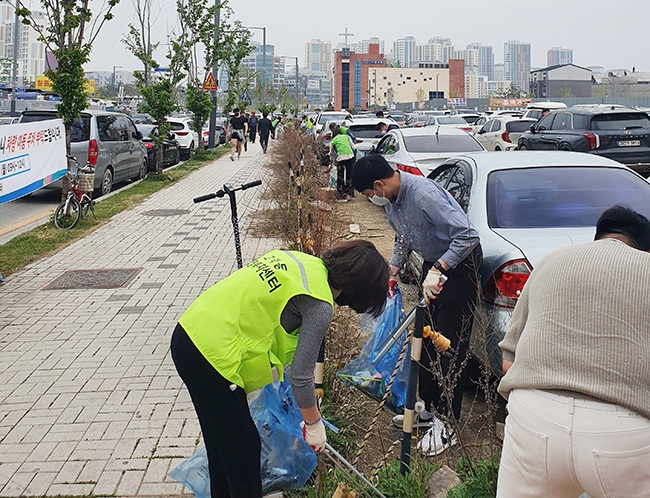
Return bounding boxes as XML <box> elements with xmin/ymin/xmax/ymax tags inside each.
<box><xmin>352</xmin><ymin>154</ymin><xmax>482</xmax><ymax>456</ymax></box>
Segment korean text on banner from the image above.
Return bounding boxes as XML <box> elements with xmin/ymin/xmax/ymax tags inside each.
<box><xmin>0</xmin><ymin>119</ymin><xmax>67</xmax><ymax>205</ymax></box>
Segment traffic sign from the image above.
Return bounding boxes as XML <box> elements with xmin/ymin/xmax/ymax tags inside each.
<box><xmin>203</xmin><ymin>71</ymin><xmax>217</xmax><ymax>91</ymax></box>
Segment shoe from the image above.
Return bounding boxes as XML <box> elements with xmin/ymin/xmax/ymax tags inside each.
<box><xmin>392</xmin><ymin>410</ymin><xmax>434</xmax><ymax>429</ymax></box>
<box><xmin>417</xmin><ymin>419</ymin><xmax>458</xmax><ymax>456</ymax></box>
<box><xmin>230</xmin><ymin>156</ymin><xmax>234</xmax><ymax>161</ymax></box>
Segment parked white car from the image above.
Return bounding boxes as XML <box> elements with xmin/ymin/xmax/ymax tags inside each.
<box><xmin>475</xmin><ymin>116</ymin><xmax>538</xmax><ymax>151</ymax></box>
<box><xmin>167</xmin><ymin>117</ymin><xmax>199</xmax><ymax>160</ymax></box>
<box><xmin>522</xmin><ymin>102</ymin><xmax>567</xmax><ymax>121</ymax></box>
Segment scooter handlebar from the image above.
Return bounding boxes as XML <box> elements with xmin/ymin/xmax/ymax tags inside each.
<box><xmin>193</xmin><ymin>192</ymin><xmax>218</xmax><ymax>203</ymax></box>
<box><xmin>241</xmin><ymin>179</ymin><xmax>262</xmax><ymax>190</ymax></box>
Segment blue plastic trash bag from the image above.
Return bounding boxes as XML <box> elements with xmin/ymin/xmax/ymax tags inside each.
<box><xmin>169</xmin><ymin>381</ymin><xmax>317</xmax><ymax>497</ymax></box>
<box><xmin>336</xmin><ymin>287</ymin><xmax>409</xmax><ymax>413</ymax></box>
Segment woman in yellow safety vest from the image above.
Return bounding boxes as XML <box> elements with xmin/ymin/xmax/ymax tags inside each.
<box><xmin>171</xmin><ymin>240</ymin><xmax>389</xmax><ymax>497</ymax></box>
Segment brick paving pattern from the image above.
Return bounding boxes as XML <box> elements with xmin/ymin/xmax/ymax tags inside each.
<box><xmin>0</xmin><ymin>146</ymin><xmax>280</xmax><ymax>497</ymax></box>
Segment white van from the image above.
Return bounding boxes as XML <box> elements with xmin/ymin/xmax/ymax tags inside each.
<box><xmin>523</xmin><ymin>102</ymin><xmax>567</xmax><ymax>121</ymax></box>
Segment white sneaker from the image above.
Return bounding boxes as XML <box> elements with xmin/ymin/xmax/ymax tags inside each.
<box><xmin>392</xmin><ymin>410</ymin><xmax>434</xmax><ymax>429</ymax></box>
<box><xmin>417</xmin><ymin>418</ymin><xmax>458</xmax><ymax>456</ymax></box>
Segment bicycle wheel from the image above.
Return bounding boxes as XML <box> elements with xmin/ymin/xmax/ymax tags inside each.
<box><xmin>80</xmin><ymin>194</ymin><xmax>95</xmax><ymax>219</ymax></box>
<box><xmin>54</xmin><ymin>197</ymin><xmax>81</xmax><ymax>229</ymax></box>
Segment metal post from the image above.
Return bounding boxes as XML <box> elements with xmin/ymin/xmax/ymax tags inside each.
<box><xmin>295</xmin><ymin>58</ymin><xmax>299</xmax><ymax>108</ymax></box>
<box><xmin>224</xmin><ymin>184</ymin><xmax>243</xmax><ymax>269</ymax></box>
<box><xmin>207</xmin><ymin>4</ymin><xmax>221</xmax><ymax>149</ymax></box>
<box><xmin>262</xmin><ymin>27</ymin><xmax>266</xmax><ymax>83</ymax></box>
<box><xmin>10</xmin><ymin>2</ymin><xmax>19</xmax><ymax>116</ymax></box>
<box><xmin>399</xmin><ymin>302</ymin><xmax>425</xmax><ymax>475</ymax></box>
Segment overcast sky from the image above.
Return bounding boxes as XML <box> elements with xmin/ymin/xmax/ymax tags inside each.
<box><xmin>86</xmin><ymin>0</ymin><xmax>646</xmax><ymax>73</ymax></box>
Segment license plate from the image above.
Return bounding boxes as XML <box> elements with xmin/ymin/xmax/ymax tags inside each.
<box><xmin>617</xmin><ymin>140</ymin><xmax>641</xmax><ymax>147</ymax></box>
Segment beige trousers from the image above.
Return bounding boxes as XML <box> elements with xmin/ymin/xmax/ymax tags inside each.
<box><xmin>497</xmin><ymin>389</ymin><xmax>650</xmax><ymax>498</ymax></box>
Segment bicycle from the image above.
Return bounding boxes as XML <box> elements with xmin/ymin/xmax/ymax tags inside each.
<box><xmin>53</xmin><ymin>155</ymin><xmax>96</xmax><ymax>229</ymax></box>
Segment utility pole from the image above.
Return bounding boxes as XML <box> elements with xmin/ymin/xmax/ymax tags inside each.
<box><xmin>10</xmin><ymin>2</ymin><xmax>20</xmax><ymax>116</ymax></box>
<box><xmin>207</xmin><ymin>4</ymin><xmax>221</xmax><ymax>149</ymax></box>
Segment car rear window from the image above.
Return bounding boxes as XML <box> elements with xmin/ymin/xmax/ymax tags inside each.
<box><xmin>168</xmin><ymin>122</ymin><xmax>186</xmax><ymax>131</ymax></box>
<box><xmin>437</xmin><ymin>116</ymin><xmax>468</xmax><ymax>125</ymax></box>
<box><xmin>348</xmin><ymin>124</ymin><xmax>382</xmax><ymax>138</ymax></box>
<box><xmin>487</xmin><ymin>167</ymin><xmax>650</xmax><ymax>228</ymax></box>
<box><xmin>318</xmin><ymin>113</ymin><xmax>349</xmax><ymax>124</ymax></box>
<box><xmin>590</xmin><ymin>113</ymin><xmax>650</xmax><ymax>131</ymax></box>
<box><xmin>404</xmin><ymin>134</ymin><xmax>484</xmax><ymax>153</ymax></box>
<box><xmin>506</xmin><ymin>120</ymin><xmax>535</xmax><ymax>132</ymax></box>
<box><xmin>20</xmin><ymin>113</ymin><xmax>90</xmax><ymax>142</ymax></box>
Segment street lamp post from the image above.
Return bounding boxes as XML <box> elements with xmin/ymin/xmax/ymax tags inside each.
<box><xmin>10</xmin><ymin>1</ymin><xmax>20</xmax><ymax>116</ymax></box>
<box><xmin>284</xmin><ymin>56</ymin><xmax>299</xmax><ymax>110</ymax></box>
<box><xmin>207</xmin><ymin>5</ymin><xmax>221</xmax><ymax>150</ymax></box>
<box><xmin>112</xmin><ymin>65</ymin><xmax>122</xmax><ymax>93</ymax></box>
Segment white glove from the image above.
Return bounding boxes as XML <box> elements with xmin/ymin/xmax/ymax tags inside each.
<box><xmin>302</xmin><ymin>418</ymin><xmax>326</xmax><ymax>452</ymax></box>
<box><xmin>423</xmin><ymin>268</ymin><xmax>445</xmax><ymax>303</ymax></box>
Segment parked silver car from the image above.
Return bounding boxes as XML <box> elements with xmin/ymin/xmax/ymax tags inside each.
<box><xmin>20</xmin><ymin>109</ymin><xmax>148</xmax><ymax>196</ymax></box>
<box><xmin>372</xmin><ymin>126</ymin><xmax>485</xmax><ymax>177</ymax></box>
<box><xmin>405</xmin><ymin>151</ymin><xmax>650</xmax><ymax>376</ymax></box>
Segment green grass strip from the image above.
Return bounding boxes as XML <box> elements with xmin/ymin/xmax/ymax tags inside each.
<box><xmin>0</xmin><ymin>146</ymin><xmax>228</xmax><ymax>277</ymax></box>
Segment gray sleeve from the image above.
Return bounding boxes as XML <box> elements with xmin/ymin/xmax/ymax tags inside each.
<box><xmin>287</xmin><ymin>295</ymin><xmax>333</xmax><ymax>409</ymax></box>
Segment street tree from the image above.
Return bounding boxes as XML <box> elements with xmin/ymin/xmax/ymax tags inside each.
<box><xmin>122</xmin><ymin>0</ymin><xmax>160</xmax><ymax>88</ymax></box>
<box><xmin>220</xmin><ymin>17</ymin><xmax>253</xmax><ymax>115</ymax></box>
<box><xmin>15</xmin><ymin>0</ymin><xmax>120</xmax><ymax>151</ymax></box>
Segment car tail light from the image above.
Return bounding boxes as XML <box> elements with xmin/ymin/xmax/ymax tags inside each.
<box><xmin>356</xmin><ymin>138</ymin><xmax>364</xmax><ymax>143</ymax></box>
<box><xmin>323</xmin><ymin>133</ymin><xmax>332</xmax><ymax>140</ymax></box>
<box><xmin>88</xmin><ymin>139</ymin><xmax>98</xmax><ymax>166</ymax></box>
<box><xmin>460</xmin><ymin>126</ymin><xmax>473</xmax><ymax>132</ymax></box>
<box><xmin>396</xmin><ymin>164</ymin><xmax>423</xmax><ymax>176</ymax></box>
<box><xmin>501</xmin><ymin>131</ymin><xmax>511</xmax><ymax>143</ymax></box>
<box><xmin>481</xmin><ymin>259</ymin><xmax>532</xmax><ymax>308</ymax></box>
<box><xmin>584</xmin><ymin>133</ymin><xmax>600</xmax><ymax>150</ymax></box>
<box><xmin>175</xmin><ymin>131</ymin><xmax>189</xmax><ymax>136</ymax></box>
<box><xmin>144</xmin><ymin>142</ymin><xmax>154</xmax><ymax>149</ymax></box>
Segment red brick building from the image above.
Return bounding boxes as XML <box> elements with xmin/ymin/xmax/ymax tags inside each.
<box><xmin>333</xmin><ymin>43</ymin><xmax>385</xmax><ymax>111</ymax></box>
<box><xmin>448</xmin><ymin>59</ymin><xmax>465</xmax><ymax>98</ymax></box>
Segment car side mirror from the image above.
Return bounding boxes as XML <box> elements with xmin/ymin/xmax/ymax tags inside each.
<box><xmin>369</xmin><ymin>146</ymin><xmax>376</xmax><ymax>154</ymax></box>
<box><xmin>167</xmin><ymin>133</ymin><xmax>175</xmax><ymax>140</ymax></box>
<box><xmin>529</xmin><ymin>124</ymin><xmax>536</xmax><ymax>133</ymax></box>
<box><xmin>477</xmin><ymin>129</ymin><xmax>486</xmax><ymax>135</ymax></box>
<box><xmin>134</xmin><ymin>131</ymin><xmax>143</xmax><ymax>140</ymax></box>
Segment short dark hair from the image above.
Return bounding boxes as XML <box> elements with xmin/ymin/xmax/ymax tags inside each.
<box><xmin>351</xmin><ymin>154</ymin><xmax>395</xmax><ymax>192</ymax></box>
<box><xmin>321</xmin><ymin>240</ymin><xmax>388</xmax><ymax>317</ymax></box>
<box><xmin>376</xmin><ymin>121</ymin><xmax>387</xmax><ymax>131</ymax></box>
<box><xmin>595</xmin><ymin>205</ymin><xmax>650</xmax><ymax>251</ymax></box>
<box><xmin>233</xmin><ymin>107</ymin><xmax>240</xmax><ymax>114</ymax></box>
<box><xmin>375</xmin><ymin>111</ymin><xmax>384</xmax><ymax>118</ymax></box>
<box><xmin>329</xmin><ymin>122</ymin><xmax>339</xmax><ymax>131</ymax></box>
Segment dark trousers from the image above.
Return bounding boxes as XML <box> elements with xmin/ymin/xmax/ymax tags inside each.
<box><xmin>170</xmin><ymin>324</ymin><xmax>262</xmax><ymax>498</ymax></box>
<box><xmin>259</xmin><ymin>132</ymin><xmax>270</xmax><ymax>152</ymax></box>
<box><xmin>418</xmin><ymin>244</ymin><xmax>482</xmax><ymax>422</ymax></box>
<box><xmin>249</xmin><ymin>129</ymin><xmax>257</xmax><ymax>143</ymax></box>
<box><xmin>336</xmin><ymin>157</ymin><xmax>355</xmax><ymax>196</ymax></box>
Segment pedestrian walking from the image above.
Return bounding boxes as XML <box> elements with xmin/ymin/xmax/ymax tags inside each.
<box><xmin>171</xmin><ymin>241</ymin><xmax>389</xmax><ymax>498</ymax></box>
<box><xmin>351</xmin><ymin>154</ymin><xmax>482</xmax><ymax>455</ymax></box>
<box><xmin>329</xmin><ymin>126</ymin><xmax>356</xmax><ymax>200</ymax></box>
<box><xmin>226</xmin><ymin>108</ymin><xmax>248</xmax><ymax>161</ymax></box>
<box><xmin>258</xmin><ymin>112</ymin><xmax>273</xmax><ymax>154</ymax></box>
<box><xmin>248</xmin><ymin>111</ymin><xmax>259</xmax><ymax>144</ymax></box>
<box><xmin>496</xmin><ymin>205</ymin><xmax>650</xmax><ymax>498</ymax></box>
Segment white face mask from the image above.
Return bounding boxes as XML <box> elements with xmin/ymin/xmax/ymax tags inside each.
<box><xmin>369</xmin><ymin>186</ymin><xmax>390</xmax><ymax>206</ymax></box>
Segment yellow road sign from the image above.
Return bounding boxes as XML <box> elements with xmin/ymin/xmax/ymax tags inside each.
<box><xmin>203</xmin><ymin>71</ymin><xmax>217</xmax><ymax>91</ymax></box>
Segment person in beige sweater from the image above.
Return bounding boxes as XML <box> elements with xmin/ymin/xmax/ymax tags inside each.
<box><xmin>497</xmin><ymin>205</ymin><xmax>650</xmax><ymax>498</ymax></box>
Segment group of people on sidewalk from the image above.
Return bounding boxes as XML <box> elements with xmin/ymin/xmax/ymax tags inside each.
<box><xmin>226</xmin><ymin>108</ymin><xmax>276</xmax><ymax>160</ymax></box>
<box><xmin>172</xmin><ymin>113</ymin><xmax>650</xmax><ymax>497</ymax></box>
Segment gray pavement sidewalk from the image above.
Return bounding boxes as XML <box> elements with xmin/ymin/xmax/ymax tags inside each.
<box><xmin>0</xmin><ymin>145</ymin><xmax>280</xmax><ymax>497</ymax></box>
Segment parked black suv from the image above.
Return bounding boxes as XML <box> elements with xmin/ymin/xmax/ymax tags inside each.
<box><xmin>517</xmin><ymin>105</ymin><xmax>650</xmax><ymax>177</ymax></box>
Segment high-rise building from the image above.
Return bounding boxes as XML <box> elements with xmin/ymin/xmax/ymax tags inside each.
<box><xmin>494</xmin><ymin>63</ymin><xmax>505</xmax><ymax>81</ymax></box>
<box><xmin>305</xmin><ymin>39</ymin><xmax>333</xmax><ymax>75</ymax></box>
<box><xmin>242</xmin><ymin>43</ymin><xmax>282</xmax><ymax>86</ymax></box>
<box><xmin>357</xmin><ymin>37</ymin><xmax>384</xmax><ymax>56</ymax></box>
<box><xmin>467</xmin><ymin>42</ymin><xmax>494</xmax><ymax>80</ymax></box>
<box><xmin>428</xmin><ymin>37</ymin><xmax>452</xmax><ymax>47</ymax></box>
<box><xmin>0</xmin><ymin>5</ymin><xmax>47</xmax><ymax>86</ymax></box>
<box><xmin>547</xmin><ymin>47</ymin><xmax>573</xmax><ymax>66</ymax></box>
<box><xmin>416</xmin><ymin>42</ymin><xmax>443</xmax><ymax>64</ymax></box>
<box><xmin>393</xmin><ymin>36</ymin><xmax>417</xmax><ymax>67</ymax></box>
<box><xmin>461</xmin><ymin>48</ymin><xmax>480</xmax><ymax>75</ymax></box>
<box><xmin>504</xmin><ymin>40</ymin><xmax>531</xmax><ymax>93</ymax></box>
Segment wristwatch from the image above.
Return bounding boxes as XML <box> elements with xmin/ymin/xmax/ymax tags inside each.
<box><xmin>432</xmin><ymin>260</ymin><xmax>444</xmax><ymax>272</ymax></box>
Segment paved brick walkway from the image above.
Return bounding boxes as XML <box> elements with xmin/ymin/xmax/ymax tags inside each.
<box><xmin>0</xmin><ymin>145</ymin><xmax>280</xmax><ymax>497</ymax></box>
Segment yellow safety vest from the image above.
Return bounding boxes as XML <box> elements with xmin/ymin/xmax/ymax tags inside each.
<box><xmin>179</xmin><ymin>250</ymin><xmax>334</xmax><ymax>392</ymax></box>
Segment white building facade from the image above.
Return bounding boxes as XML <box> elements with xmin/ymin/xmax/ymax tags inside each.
<box><xmin>504</xmin><ymin>40</ymin><xmax>531</xmax><ymax>93</ymax></box>
<box><xmin>0</xmin><ymin>5</ymin><xmax>47</xmax><ymax>86</ymax></box>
